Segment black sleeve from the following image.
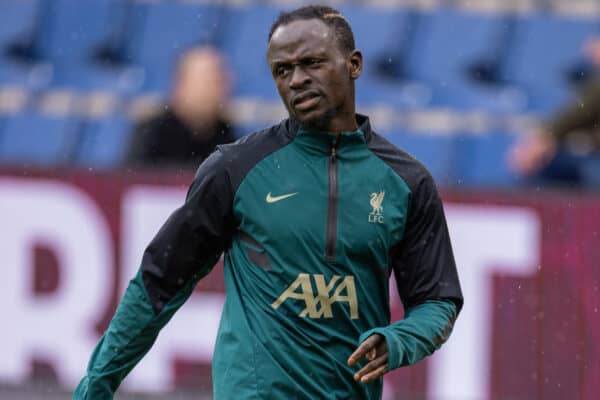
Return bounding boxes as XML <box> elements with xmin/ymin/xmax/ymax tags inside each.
<box><xmin>141</xmin><ymin>148</ymin><xmax>236</xmax><ymax>314</ymax></box>
<box><xmin>391</xmin><ymin>173</ymin><xmax>463</xmax><ymax>312</ymax></box>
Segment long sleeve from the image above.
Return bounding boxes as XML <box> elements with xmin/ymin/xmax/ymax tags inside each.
<box><xmin>547</xmin><ymin>81</ymin><xmax>600</xmax><ymax>142</ymax></box>
<box><xmin>359</xmin><ymin>171</ymin><xmax>462</xmax><ymax>371</ymax></box>
<box><xmin>74</xmin><ymin>148</ymin><xmax>236</xmax><ymax>399</ymax></box>
<box><xmin>359</xmin><ymin>300</ymin><xmax>456</xmax><ymax>369</ymax></box>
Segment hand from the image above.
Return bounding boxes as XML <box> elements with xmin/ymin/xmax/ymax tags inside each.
<box><xmin>347</xmin><ymin>333</ymin><xmax>388</xmax><ymax>383</ymax></box>
<box><xmin>508</xmin><ymin>130</ymin><xmax>557</xmax><ymax>176</ymax></box>
<box><xmin>583</xmin><ymin>36</ymin><xmax>600</xmax><ymax>67</ymax></box>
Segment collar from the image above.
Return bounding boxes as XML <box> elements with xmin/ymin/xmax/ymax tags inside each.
<box><xmin>285</xmin><ymin>114</ymin><xmax>373</xmax><ymax>156</ymax></box>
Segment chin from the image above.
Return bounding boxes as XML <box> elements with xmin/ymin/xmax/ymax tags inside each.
<box><xmin>294</xmin><ymin>110</ymin><xmax>332</xmax><ymax>131</ymax></box>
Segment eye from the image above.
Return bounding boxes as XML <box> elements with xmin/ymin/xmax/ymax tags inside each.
<box><xmin>305</xmin><ymin>58</ymin><xmax>321</xmax><ymax>67</ymax></box>
<box><xmin>275</xmin><ymin>65</ymin><xmax>290</xmax><ymax>78</ymax></box>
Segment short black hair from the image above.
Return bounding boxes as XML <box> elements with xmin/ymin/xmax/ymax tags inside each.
<box><xmin>268</xmin><ymin>5</ymin><xmax>356</xmax><ymax>53</ymax></box>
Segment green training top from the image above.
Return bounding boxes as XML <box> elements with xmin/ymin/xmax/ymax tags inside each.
<box><xmin>74</xmin><ymin>115</ymin><xmax>463</xmax><ymax>399</ymax></box>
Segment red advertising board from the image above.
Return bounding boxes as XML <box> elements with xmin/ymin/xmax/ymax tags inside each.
<box><xmin>1</xmin><ymin>168</ymin><xmax>598</xmax><ymax>399</ymax></box>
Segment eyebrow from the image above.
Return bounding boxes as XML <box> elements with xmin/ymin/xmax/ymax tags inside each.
<box><xmin>270</xmin><ymin>49</ymin><xmax>329</xmax><ymax>66</ymax></box>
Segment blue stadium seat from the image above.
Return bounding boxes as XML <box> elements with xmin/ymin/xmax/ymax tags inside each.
<box><xmin>0</xmin><ymin>61</ymin><xmax>53</xmax><ymax>89</ymax></box>
<box><xmin>75</xmin><ymin>115</ymin><xmax>132</xmax><ymax>168</ymax></box>
<box><xmin>581</xmin><ymin>157</ymin><xmax>600</xmax><ymax>187</ymax></box>
<box><xmin>342</xmin><ymin>7</ymin><xmax>526</xmax><ymax>112</ymax></box>
<box><xmin>124</xmin><ymin>1</ymin><xmax>225</xmax><ymax>93</ymax></box>
<box><xmin>0</xmin><ymin>0</ymin><xmax>136</xmax><ymax>91</ymax></box>
<box><xmin>220</xmin><ymin>5</ymin><xmax>284</xmax><ymax>99</ymax></box>
<box><xmin>341</xmin><ymin>5</ymin><xmax>423</xmax><ymax>108</ymax></box>
<box><xmin>0</xmin><ymin>0</ymin><xmax>45</xmax><ymax>88</ymax></box>
<box><xmin>36</xmin><ymin>0</ymin><xmax>115</xmax><ymax>67</ymax></box>
<box><xmin>382</xmin><ymin>130</ymin><xmax>458</xmax><ymax>186</ymax></box>
<box><xmin>0</xmin><ymin>0</ymin><xmax>37</xmax><ymax>48</ymax></box>
<box><xmin>341</xmin><ymin>5</ymin><xmax>411</xmax><ymax>72</ymax></box>
<box><xmin>501</xmin><ymin>14</ymin><xmax>598</xmax><ymax>115</ymax></box>
<box><xmin>0</xmin><ymin>112</ymin><xmax>8</xmax><ymax>145</ymax></box>
<box><xmin>0</xmin><ymin>111</ymin><xmax>78</xmax><ymax>166</ymax></box>
<box><xmin>453</xmin><ymin>132</ymin><xmax>519</xmax><ymax>187</ymax></box>
<box><xmin>34</xmin><ymin>0</ymin><xmax>222</xmax><ymax>94</ymax></box>
<box><xmin>405</xmin><ymin>9</ymin><xmax>526</xmax><ymax>112</ymax></box>
<box><xmin>46</xmin><ymin>0</ymin><xmax>145</xmax><ymax>93</ymax></box>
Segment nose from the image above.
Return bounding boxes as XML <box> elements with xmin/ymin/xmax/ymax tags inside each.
<box><xmin>289</xmin><ymin>66</ymin><xmax>310</xmax><ymax>89</ymax></box>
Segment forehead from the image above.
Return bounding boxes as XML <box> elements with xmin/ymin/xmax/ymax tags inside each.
<box><xmin>268</xmin><ymin>19</ymin><xmax>338</xmax><ymax>60</ymax></box>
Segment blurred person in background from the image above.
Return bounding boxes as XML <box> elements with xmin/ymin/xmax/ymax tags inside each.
<box><xmin>509</xmin><ymin>36</ymin><xmax>600</xmax><ymax>186</ymax></box>
<box><xmin>126</xmin><ymin>46</ymin><xmax>236</xmax><ymax>170</ymax></box>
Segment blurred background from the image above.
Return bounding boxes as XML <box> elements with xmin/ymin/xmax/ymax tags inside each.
<box><xmin>0</xmin><ymin>0</ymin><xmax>599</xmax><ymax>399</ymax></box>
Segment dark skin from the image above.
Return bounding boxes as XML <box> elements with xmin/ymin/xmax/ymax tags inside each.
<box><xmin>267</xmin><ymin>18</ymin><xmax>388</xmax><ymax>383</ymax></box>
<box><xmin>267</xmin><ymin>18</ymin><xmax>361</xmax><ymax>134</ymax></box>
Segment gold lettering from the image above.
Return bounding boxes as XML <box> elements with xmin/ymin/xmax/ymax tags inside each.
<box><xmin>300</xmin><ymin>274</ymin><xmax>341</xmax><ymax>318</ymax></box>
<box><xmin>272</xmin><ymin>273</ymin><xmax>359</xmax><ymax>319</ymax></box>
<box><xmin>271</xmin><ymin>273</ymin><xmax>314</xmax><ymax>310</ymax></box>
<box><xmin>329</xmin><ymin>276</ymin><xmax>359</xmax><ymax>319</ymax></box>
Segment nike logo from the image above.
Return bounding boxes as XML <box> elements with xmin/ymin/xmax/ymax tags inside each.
<box><xmin>266</xmin><ymin>192</ymin><xmax>299</xmax><ymax>203</ymax></box>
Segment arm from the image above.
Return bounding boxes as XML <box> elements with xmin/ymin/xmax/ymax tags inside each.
<box><xmin>547</xmin><ymin>81</ymin><xmax>600</xmax><ymax>142</ymax></box>
<box><xmin>509</xmin><ymin>81</ymin><xmax>600</xmax><ymax>176</ymax></box>
<box><xmin>349</xmin><ymin>173</ymin><xmax>462</xmax><ymax>380</ymax></box>
<box><xmin>74</xmin><ymin>149</ymin><xmax>235</xmax><ymax>399</ymax></box>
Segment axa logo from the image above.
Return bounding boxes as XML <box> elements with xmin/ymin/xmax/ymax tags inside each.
<box><xmin>369</xmin><ymin>191</ymin><xmax>385</xmax><ymax>224</ymax></box>
<box><xmin>271</xmin><ymin>273</ymin><xmax>359</xmax><ymax>319</ymax></box>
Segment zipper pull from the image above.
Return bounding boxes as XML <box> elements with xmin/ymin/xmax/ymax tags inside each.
<box><xmin>331</xmin><ymin>135</ymin><xmax>340</xmax><ymax>158</ymax></box>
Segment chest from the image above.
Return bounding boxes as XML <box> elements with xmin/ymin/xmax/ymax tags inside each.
<box><xmin>233</xmin><ymin>146</ymin><xmax>410</xmax><ymax>271</ymax></box>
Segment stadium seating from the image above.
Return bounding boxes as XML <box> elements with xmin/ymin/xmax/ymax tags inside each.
<box><xmin>0</xmin><ymin>0</ymin><xmax>37</xmax><ymax>50</ymax></box>
<box><xmin>124</xmin><ymin>1</ymin><xmax>225</xmax><ymax>93</ymax></box>
<box><xmin>342</xmin><ymin>5</ymin><xmax>422</xmax><ymax>108</ymax></box>
<box><xmin>383</xmin><ymin>130</ymin><xmax>459</xmax><ymax>186</ymax></box>
<box><xmin>34</xmin><ymin>0</ymin><xmax>115</xmax><ymax>67</ymax></box>
<box><xmin>220</xmin><ymin>5</ymin><xmax>283</xmax><ymax>99</ymax></box>
<box><xmin>0</xmin><ymin>111</ymin><xmax>78</xmax><ymax>166</ymax></box>
<box><xmin>453</xmin><ymin>132</ymin><xmax>519</xmax><ymax>187</ymax></box>
<box><xmin>404</xmin><ymin>10</ymin><xmax>527</xmax><ymax>113</ymax></box>
<box><xmin>0</xmin><ymin>0</ymin><xmax>597</xmax><ymax>188</ymax></box>
<box><xmin>581</xmin><ymin>157</ymin><xmax>600</xmax><ymax>186</ymax></box>
<box><xmin>499</xmin><ymin>13</ymin><xmax>599</xmax><ymax>115</ymax></box>
<box><xmin>75</xmin><ymin>115</ymin><xmax>131</xmax><ymax>168</ymax></box>
<box><xmin>39</xmin><ymin>0</ymin><xmax>136</xmax><ymax>92</ymax></box>
<box><xmin>0</xmin><ymin>0</ymin><xmax>48</xmax><ymax>88</ymax></box>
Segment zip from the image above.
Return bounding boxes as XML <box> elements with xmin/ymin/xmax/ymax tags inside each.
<box><xmin>326</xmin><ymin>135</ymin><xmax>340</xmax><ymax>261</ymax></box>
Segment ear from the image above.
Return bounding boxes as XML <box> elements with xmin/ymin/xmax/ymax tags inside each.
<box><xmin>349</xmin><ymin>49</ymin><xmax>362</xmax><ymax>80</ymax></box>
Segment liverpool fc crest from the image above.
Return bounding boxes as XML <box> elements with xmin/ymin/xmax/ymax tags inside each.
<box><xmin>368</xmin><ymin>191</ymin><xmax>385</xmax><ymax>224</ymax></box>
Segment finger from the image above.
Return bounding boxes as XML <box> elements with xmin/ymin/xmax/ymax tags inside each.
<box><xmin>353</xmin><ymin>353</ymin><xmax>388</xmax><ymax>381</ymax></box>
<box><xmin>366</xmin><ymin>347</ymin><xmax>376</xmax><ymax>361</ymax></box>
<box><xmin>360</xmin><ymin>364</ymin><xmax>388</xmax><ymax>383</ymax></box>
<box><xmin>347</xmin><ymin>336</ymin><xmax>379</xmax><ymax>366</ymax></box>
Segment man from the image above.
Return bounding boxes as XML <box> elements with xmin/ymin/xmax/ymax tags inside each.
<box><xmin>126</xmin><ymin>46</ymin><xmax>235</xmax><ymax>169</ymax></box>
<box><xmin>509</xmin><ymin>36</ymin><xmax>600</xmax><ymax>186</ymax></box>
<box><xmin>75</xmin><ymin>6</ymin><xmax>462</xmax><ymax>399</ymax></box>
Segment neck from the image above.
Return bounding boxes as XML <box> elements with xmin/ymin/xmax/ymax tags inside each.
<box><xmin>300</xmin><ymin>110</ymin><xmax>358</xmax><ymax>135</ymax></box>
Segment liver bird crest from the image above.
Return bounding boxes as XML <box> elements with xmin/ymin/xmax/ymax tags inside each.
<box><xmin>369</xmin><ymin>191</ymin><xmax>385</xmax><ymax>215</ymax></box>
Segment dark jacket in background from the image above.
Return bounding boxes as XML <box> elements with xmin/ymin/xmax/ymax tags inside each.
<box><xmin>126</xmin><ymin>109</ymin><xmax>235</xmax><ymax>169</ymax></box>
<box><xmin>547</xmin><ymin>81</ymin><xmax>600</xmax><ymax>152</ymax></box>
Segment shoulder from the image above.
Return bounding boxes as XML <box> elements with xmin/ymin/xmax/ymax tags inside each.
<box><xmin>217</xmin><ymin>120</ymin><xmax>291</xmax><ymax>162</ymax></box>
<box><xmin>195</xmin><ymin>120</ymin><xmax>294</xmax><ymax>189</ymax></box>
<box><xmin>133</xmin><ymin>109</ymin><xmax>179</xmax><ymax>135</ymax></box>
<box><xmin>367</xmin><ymin>131</ymin><xmax>436</xmax><ymax>196</ymax></box>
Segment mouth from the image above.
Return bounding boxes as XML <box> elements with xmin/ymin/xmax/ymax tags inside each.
<box><xmin>292</xmin><ymin>90</ymin><xmax>321</xmax><ymax>111</ymax></box>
